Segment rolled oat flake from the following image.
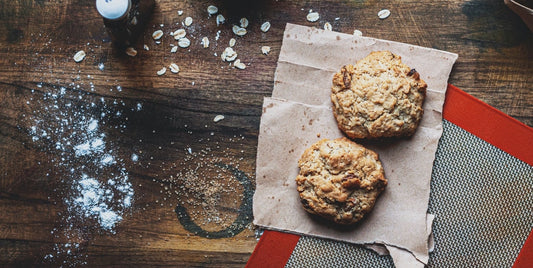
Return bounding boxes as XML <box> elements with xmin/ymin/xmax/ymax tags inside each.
<box><xmin>207</xmin><ymin>5</ymin><xmax>218</xmax><ymax>15</ymax></box>
<box><xmin>157</xmin><ymin>67</ymin><xmax>166</xmax><ymax>76</ymax></box>
<box><xmin>378</xmin><ymin>9</ymin><xmax>391</xmax><ymax>19</ymax></box>
<box><xmin>307</xmin><ymin>12</ymin><xmax>320</xmax><ymax>22</ymax></box>
<box><xmin>169</xmin><ymin>63</ymin><xmax>180</xmax><ymax>73</ymax></box>
<box><xmin>323</xmin><ymin>22</ymin><xmax>332</xmax><ymax>31</ymax></box>
<box><xmin>178</xmin><ymin>37</ymin><xmax>191</xmax><ymax>48</ymax></box>
<box><xmin>260</xmin><ymin>21</ymin><xmax>271</xmax><ymax>32</ymax></box>
<box><xmin>73</xmin><ymin>50</ymin><xmax>86</xmax><ymax>62</ymax></box>
<box><xmin>184</xmin><ymin>16</ymin><xmax>193</xmax><ymax>26</ymax></box>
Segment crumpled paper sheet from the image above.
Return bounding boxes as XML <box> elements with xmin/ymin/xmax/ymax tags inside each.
<box><xmin>253</xmin><ymin>23</ymin><xmax>457</xmax><ymax>267</ymax></box>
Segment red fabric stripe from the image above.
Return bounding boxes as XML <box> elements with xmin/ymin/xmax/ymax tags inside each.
<box><xmin>443</xmin><ymin>84</ymin><xmax>533</xmax><ymax>166</ymax></box>
<box><xmin>245</xmin><ymin>230</ymin><xmax>300</xmax><ymax>268</ymax></box>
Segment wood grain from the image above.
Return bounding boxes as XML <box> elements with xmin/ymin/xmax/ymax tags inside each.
<box><xmin>0</xmin><ymin>0</ymin><xmax>531</xmax><ymax>266</ymax></box>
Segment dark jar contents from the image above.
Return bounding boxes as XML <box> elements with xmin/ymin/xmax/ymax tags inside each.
<box><xmin>96</xmin><ymin>0</ymin><xmax>155</xmax><ymax>48</ymax></box>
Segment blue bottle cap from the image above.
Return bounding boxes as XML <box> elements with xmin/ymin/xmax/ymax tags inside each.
<box><xmin>96</xmin><ymin>0</ymin><xmax>131</xmax><ymax>20</ymax></box>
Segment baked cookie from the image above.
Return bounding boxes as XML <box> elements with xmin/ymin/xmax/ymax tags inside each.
<box><xmin>331</xmin><ymin>51</ymin><xmax>427</xmax><ymax>139</ymax></box>
<box><xmin>296</xmin><ymin>138</ymin><xmax>387</xmax><ymax>225</ymax></box>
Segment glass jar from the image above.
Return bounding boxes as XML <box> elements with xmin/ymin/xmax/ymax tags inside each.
<box><xmin>96</xmin><ymin>0</ymin><xmax>155</xmax><ymax>48</ymax></box>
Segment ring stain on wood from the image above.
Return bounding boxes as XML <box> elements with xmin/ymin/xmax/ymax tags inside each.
<box><xmin>175</xmin><ymin>163</ymin><xmax>254</xmax><ymax>238</ymax></box>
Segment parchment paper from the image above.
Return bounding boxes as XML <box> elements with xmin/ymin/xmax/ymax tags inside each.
<box><xmin>253</xmin><ymin>23</ymin><xmax>458</xmax><ymax>266</ymax></box>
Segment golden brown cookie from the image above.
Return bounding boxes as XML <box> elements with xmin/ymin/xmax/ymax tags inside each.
<box><xmin>295</xmin><ymin>138</ymin><xmax>387</xmax><ymax>225</ymax></box>
<box><xmin>331</xmin><ymin>51</ymin><xmax>427</xmax><ymax>139</ymax></box>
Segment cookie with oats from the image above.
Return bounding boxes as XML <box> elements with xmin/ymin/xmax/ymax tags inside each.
<box><xmin>331</xmin><ymin>51</ymin><xmax>427</xmax><ymax>139</ymax></box>
<box><xmin>296</xmin><ymin>138</ymin><xmax>387</xmax><ymax>225</ymax></box>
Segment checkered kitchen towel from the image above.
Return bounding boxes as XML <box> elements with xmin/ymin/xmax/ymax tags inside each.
<box><xmin>247</xmin><ymin>85</ymin><xmax>533</xmax><ymax>268</ymax></box>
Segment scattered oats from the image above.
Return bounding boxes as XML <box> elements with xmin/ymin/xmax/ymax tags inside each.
<box><xmin>335</xmin><ymin>17</ymin><xmax>340</xmax><ymax>21</ymax></box>
<box><xmin>215</xmin><ymin>30</ymin><xmax>221</xmax><ymax>40</ymax></box>
<box><xmin>201</xmin><ymin>37</ymin><xmax>209</xmax><ymax>48</ymax></box>
<box><xmin>143</xmin><ymin>44</ymin><xmax>150</xmax><ymax>50</ymax></box>
<box><xmin>73</xmin><ymin>50</ymin><xmax>86</xmax><ymax>62</ymax></box>
<box><xmin>178</xmin><ymin>37</ymin><xmax>191</xmax><ymax>48</ymax></box>
<box><xmin>184</xmin><ymin>17</ymin><xmax>193</xmax><ymax>26</ymax></box>
<box><xmin>152</xmin><ymin>30</ymin><xmax>163</xmax><ymax>40</ymax></box>
<box><xmin>240</xmin><ymin>17</ymin><xmax>249</xmax><ymax>28</ymax></box>
<box><xmin>260</xmin><ymin>21</ymin><xmax>271</xmax><ymax>32</ymax></box>
<box><xmin>213</xmin><ymin>115</ymin><xmax>225</xmax><ymax>122</ymax></box>
<box><xmin>324</xmin><ymin>22</ymin><xmax>332</xmax><ymax>31</ymax></box>
<box><xmin>157</xmin><ymin>67</ymin><xmax>167</xmax><ymax>76</ymax></box>
<box><xmin>234</xmin><ymin>59</ymin><xmax>246</xmax><ymax>70</ymax></box>
<box><xmin>261</xmin><ymin>46</ymin><xmax>271</xmax><ymax>55</ymax></box>
<box><xmin>169</xmin><ymin>63</ymin><xmax>180</xmax><ymax>73</ymax></box>
<box><xmin>177</xmin><ymin>10</ymin><xmax>183</xmax><ymax>16</ymax></box>
<box><xmin>306</xmin><ymin>12</ymin><xmax>320</xmax><ymax>22</ymax></box>
<box><xmin>229</xmin><ymin>38</ymin><xmax>236</xmax><ymax>47</ymax></box>
<box><xmin>173</xmin><ymin>29</ymin><xmax>186</xmax><ymax>40</ymax></box>
<box><xmin>221</xmin><ymin>47</ymin><xmax>237</xmax><ymax>62</ymax></box>
<box><xmin>353</xmin><ymin>29</ymin><xmax>363</xmax><ymax>36</ymax></box>
<box><xmin>378</xmin><ymin>9</ymin><xmax>391</xmax><ymax>19</ymax></box>
<box><xmin>170</xmin><ymin>46</ymin><xmax>178</xmax><ymax>53</ymax></box>
<box><xmin>207</xmin><ymin>5</ymin><xmax>218</xmax><ymax>15</ymax></box>
<box><xmin>216</xmin><ymin>14</ymin><xmax>225</xmax><ymax>26</ymax></box>
<box><xmin>125</xmin><ymin>47</ymin><xmax>137</xmax><ymax>57</ymax></box>
<box><xmin>155</xmin><ymin>40</ymin><xmax>161</xmax><ymax>45</ymax></box>
<box><xmin>232</xmin><ymin>25</ymin><xmax>247</xmax><ymax>36</ymax></box>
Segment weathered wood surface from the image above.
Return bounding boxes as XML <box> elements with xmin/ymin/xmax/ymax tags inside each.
<box><xmin>0</xmin><ymin>0</ymin><xmax>531</xmax><ymax>266</ymax></box>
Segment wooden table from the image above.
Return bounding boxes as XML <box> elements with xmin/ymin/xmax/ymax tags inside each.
<box><xmin>0</xmin><ymin>0</ymin><xmax>531</xmax><ymax>266</ymax></box>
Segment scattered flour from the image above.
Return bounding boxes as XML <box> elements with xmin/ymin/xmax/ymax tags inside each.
<box><xmin>25</xmin><ymin>82</ymin><xmax>141</xmax><ymax>265</ymax></box>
